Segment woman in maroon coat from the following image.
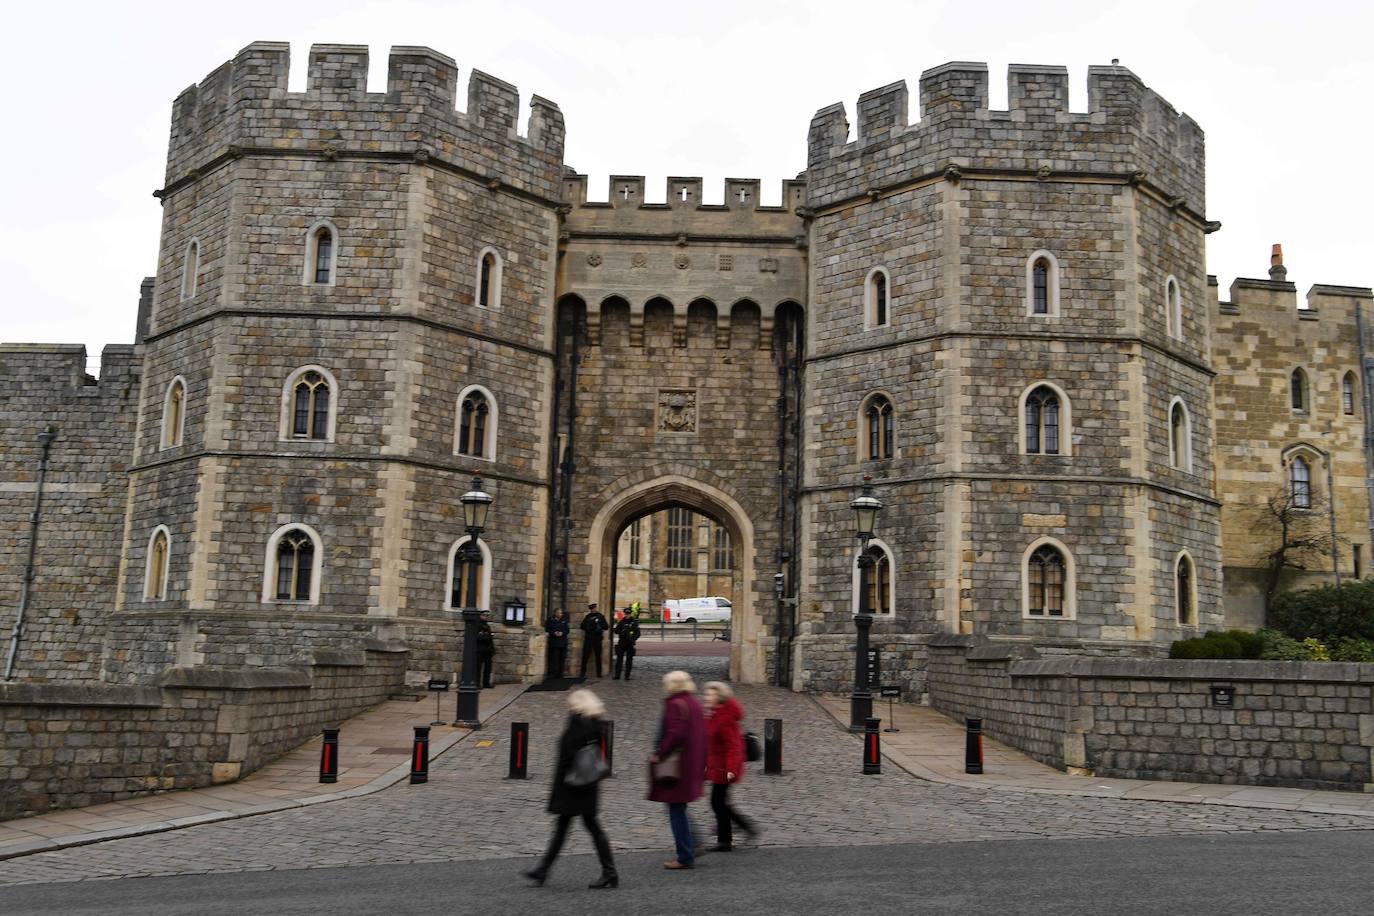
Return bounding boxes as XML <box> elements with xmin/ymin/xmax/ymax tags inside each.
<box><xmin>648</xmin><ymin>669</ymin><xmax>707</xmax><ymax>869</ymax></box>
<box><xmin>703</xmin><ymin>681</ymin><xmax>758</xmax><ymax>851</ymax></box>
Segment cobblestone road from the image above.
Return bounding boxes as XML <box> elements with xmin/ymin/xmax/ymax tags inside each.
<box><xmin>1</xmin><ymin>655</ymin><xmax>1371</xmax><ymax>886</ymax></box>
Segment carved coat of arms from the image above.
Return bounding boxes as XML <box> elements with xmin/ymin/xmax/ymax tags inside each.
<box><xmin>658</xmin><ymin>389</ymin><xmax>697</xmax><ymax>433</ymax></box>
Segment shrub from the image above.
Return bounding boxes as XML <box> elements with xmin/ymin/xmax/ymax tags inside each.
<box><xmin>1168</xmin><ymin>630</ymin><xmax>1263</xmax><ymax>660</ymax></box>
<box><xmin>1329</xmin><ymin>638</ymin><xmax>1374</xmax><ymax>662</ymax></box>
<box><xmin>1270</xmin><ymin>579</ymin><xmax>1374</xmax><ymax>643</ymax></box>
<box><xmin>1257</xmin><ymin>629</ymin><xmax>1327</xmax><ymax>661</ymax></box>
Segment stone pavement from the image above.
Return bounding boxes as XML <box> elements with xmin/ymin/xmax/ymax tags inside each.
<box><xmin>814</xmin><ymin>696</ymin><xmax>1374</xmax><ymax>817</ymax></box>
<box><xmin>0</xmin><ymin>684</ymin><xmax>525</xmax><ymax>860</ymax></box>
<box><xmin>0</xmin><ymin>655</ymin><xmax>1370</xmax><ymax>887</ymax></box>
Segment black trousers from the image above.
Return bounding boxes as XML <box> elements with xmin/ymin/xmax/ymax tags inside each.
<box><xmin>542</xmin><ymin>812</ymin><xmax>614</xmax><ymax>871</ymax></box>
<box><xmin>478</xmin><ymin>653</ymin><xmax>494</xmax><ymax>688</ymax></box>
<box><xmin>549</xmin><ymin>646</ymin><xmax>567</xmax><ymax>679</ymax></box>
<box><xmin>710</xmin><ymin>782</ymin><xmax>754</xmax><ymax>848</ymax></box>
<box><xmin>580</xmin><ymin>638</ymin><xmax>603</xmax><ymax>676</ymax></box>
<box><xmin>612</xmin><ymin>647</ymin><xmax>635</xmax><ymax>679</ymax></box>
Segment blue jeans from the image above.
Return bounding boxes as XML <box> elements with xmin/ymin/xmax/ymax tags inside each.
<box><xmin>667</xmin><ymin>802</ymin><xmax>694</xmax><ymax>865</ymax></box>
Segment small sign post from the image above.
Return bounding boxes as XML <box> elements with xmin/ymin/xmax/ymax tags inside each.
<box><xmin>428</xmin><ymin>678</ymin><xmax>450</xmax><ymax>726</ymax></box>
<box><xmin>866</xmin><ymin>647</ymin><xmax>881</xmax><ymax>689</ymax></box>
<box><xmin>880</xmin><ymin>685</ymin><xmax>901</xmax><ymax>733</ymax></box>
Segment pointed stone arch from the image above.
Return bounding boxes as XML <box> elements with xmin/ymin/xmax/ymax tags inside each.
<box><xmin>585</xmin><ymin>469</ymin><xmax>763</xmax><ymax>682</ymax></box>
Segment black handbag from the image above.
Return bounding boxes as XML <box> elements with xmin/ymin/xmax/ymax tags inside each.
<box><xmin>565</xmin><ymin>742</ymin><xmax>609</xmax><ymax>787</ymax></box>
<box><xmin>743</xmin><ymin>731</ymin><xmax>762</xmax><ymax>763</ymax></box>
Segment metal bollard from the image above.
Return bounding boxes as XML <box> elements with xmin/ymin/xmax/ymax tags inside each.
<box><xmin>508</xmin><ymin>721</ymin><xmax>529</xmax><ymax>779</ymax></box>
<box><xmin>410</xmin><ymin>726</ymin><xmax>431</xmax><ymax>785</ymax></box>
<box><xmin>319</xmin><ymin>727</ymin><xmax>340</xmax><ymax>784</ymax></box>
<box><xmin>965</xmin><ymin>717</ymin><xmax>984</xmax><ymax>775</ymax></box>
<box><xmin>600</xmin><ymin>720</ymin><xmax>615</xmax><ymax>778</ymax></box>
<box><xmin>764</xmin><ymin>718</ymin><xmax>783</xmax><ymax>775</ymax></box>
<box><xmin>863</xmin><ymin>717</ymin><xmax>882</xmax><ymax>775</ymax></box>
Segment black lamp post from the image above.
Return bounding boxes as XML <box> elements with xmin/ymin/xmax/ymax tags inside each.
<box><xmin>849</xmin><ymin>480</ymin><xmax>882</xmax><ymax>731</ymax></box>
<box><xmin>454</xmin><ymin>474</ymin><xmax>493</xmax><ymax>729</ymax></box>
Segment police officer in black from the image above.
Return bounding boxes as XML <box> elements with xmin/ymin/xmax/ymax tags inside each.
<box><xmin>612</xmin><ymin>608</ymin><xmax>641</xmax><ymax>680</ymax></box>
<box><xmin>546</xmin><ymin>608</ymin><xmax>570</xmax><ymax>680</ymax></box>
<box><xmin>475</xmin><ymin>611</ymin><xmax>496</xmax><ymax>688</ymax></box>
<box><xmin>579</xmin><ymin>603</ymin><xmax>609</xmax><ymax>678</ymax></box>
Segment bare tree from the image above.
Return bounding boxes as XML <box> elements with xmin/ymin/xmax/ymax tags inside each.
<box><xmin>1255</xmin><ymin>487</ymin><xmax>1344</xmax><ymax>618</ymax></box>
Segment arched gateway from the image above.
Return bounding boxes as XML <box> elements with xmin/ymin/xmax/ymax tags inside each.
<box><xmin>587</xmin><ymin>475</ymin><xmax>762</xmax><ymax>682</ymax></box>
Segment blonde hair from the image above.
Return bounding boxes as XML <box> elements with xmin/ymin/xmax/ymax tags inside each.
<box><xmin>704</xmin><ymin>680</ymin><xmax>733</xmax><ymax>701</ymax></box>
<box><xmin>568</xmin><ymin>688</ymin><xmax>606</xmax><ymax>718</ymax></box>
<box><xmin>662</xmin><ymin>670</ymin><xmax>696</xmax><ymax>696</ymax></box>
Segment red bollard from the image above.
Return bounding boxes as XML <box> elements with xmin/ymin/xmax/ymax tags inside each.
<box><xmin>319</xmin><ymin>727</ymin><xmax>340</xmax><ymax>784</ymax></box>
<box><xmin>600</xmin><ymin>720</ymin><xmax>614</xmax><ymax>778</ymax></box>
<box><xmin>509</xmin><ymin>721</ymin><xmax>529</xmax><ymax>779</ymax></box>
<box><xmin>863</xmin><ymin>717</ymin><xmax>881</xmax><ymax>775</ymax></box>
<box><xmin>410</xmin><ymin>725</ymin><xmax>431</xmax><ymax>784</ymax></box>
<box><xmin>965</xmin><ymin>718</ymin><xmax>984</xmax><ymax>775</ymax></box>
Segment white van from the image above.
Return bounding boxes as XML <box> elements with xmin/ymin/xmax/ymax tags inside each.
<box><xmin>662</xmin><ymin>596</ymin><xmax>732</xmax><ymax>624</ymax></box>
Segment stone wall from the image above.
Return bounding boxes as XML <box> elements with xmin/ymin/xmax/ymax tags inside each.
<box><xmin>0</xmin><ymin>644</ymin><xmax>407</xmax><ymax>820</ymax></box>
<box><xmin>927</xmin><ymin>635</ymin><xmax>1374</xmax><ymax>791</ymax></box>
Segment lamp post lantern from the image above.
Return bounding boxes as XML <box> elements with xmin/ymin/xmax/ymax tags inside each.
<box><xmin>454</xmin><ymin>475</ymin><xmax>493</xmax><ymax>728</ymax></box>
<box><xmin>849</xmin><ymin>479</ymin><xmax>882</xmax><ymax>731</ymax></box>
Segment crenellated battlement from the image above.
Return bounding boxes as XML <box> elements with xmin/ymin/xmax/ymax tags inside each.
<box><xmin>561</xmin><ymin>172</ymin><xmax>806</xmax><ymax>237</ymax></box>
<box><xmin>165</xmin><ymin>42</ymin><xmax>565</xmax><ymax>200</ymax></box>
<box><xmin>806</xmin><ymin>62</ymin><xmax>1205</xmax><ymax>215</ymax></box>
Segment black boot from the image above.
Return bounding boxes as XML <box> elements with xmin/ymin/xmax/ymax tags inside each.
<box><xmin>589</xmin><ymin>867</ymin><xmax>618</xmax><ymax>889</ymax></box>
<box><xmin>522</xmin><ymin>865</ymin><xmax>548</xmax><ymax>886</ymax></box>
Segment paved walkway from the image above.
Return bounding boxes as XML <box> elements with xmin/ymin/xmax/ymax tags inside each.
<box><xmin>0</xmin><ymin>684</ymin><xmax>525</xmax><ymax>860</ymax></box>
<box><xmin>814</xmin><ymin>696</ymin><xmax>1374</xmax><ymax>816</ymax></box>
<box><xmin>0</xmin><ymin>655</ymin><xmax>1370</xmax><ymax>886</ymax></box>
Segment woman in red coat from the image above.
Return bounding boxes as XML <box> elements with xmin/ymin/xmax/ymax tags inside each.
<box><xmin>703</xmin><ymin>681</ymin><xmax>758</xmax><ymax>852</ymax></box>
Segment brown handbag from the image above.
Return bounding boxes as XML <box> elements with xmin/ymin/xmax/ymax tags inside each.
<box><xmin>651</xmin><ymin>749</ymin><xmax>682</xmax><ymax>784</ymax></box>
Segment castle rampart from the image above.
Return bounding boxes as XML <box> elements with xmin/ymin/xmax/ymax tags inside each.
<box><xmin>806</xmin><ymin>63</ymin><xmax>1205</xmax><ymax>218</ymax></box>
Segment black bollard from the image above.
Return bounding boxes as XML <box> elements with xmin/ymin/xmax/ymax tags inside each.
<box><xmin>863</xmin><ymin>717</ymin><xmax>881</xmax><ymax>775</ymax></box>
<box><xmin>410</xmin><ymin>725</ymin><xmax>431</xmax><ymax>785</ymax></box>
<box><xmin>600</xmin><ymin>720</ymin><xmax>614</xmax><ymax>778</ymax></box>
<box><xmin>764</xmin><ymin>718</ymin><xmax>783</xmax><ymax>775</ymax></box>
<box><xmin>319</xmin><ymin>727</ymin><xmax>340</xmax><ymax>784</ymax></box>
<box><xmin>965</xmin><ymin>717</ymin><xmax>984</xmax><ymax>775</ymax></box>
<box><xmin>509</xmin><ymin>721</ymin><xmax>529</xmax><ymax>779</ymax></box>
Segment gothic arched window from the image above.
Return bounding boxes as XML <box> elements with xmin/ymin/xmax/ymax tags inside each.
<box><xmin>1176</xmin><ymin>552</ymin><xmax>1195</xmax><ymax>625</ymax></box>
<box><xmin>306</xmin><ymin>222</ymin><xmax>337</xmax><ymax>286</ymax></box>
<box><xmin>180</xmin><ymin>239</ymin><xmax>200</xmax><ymax>301</ymax></box>
<box><xmin>864</xmin><ymin>394</ymin><xmax>894</xmax><ymax>460</ymax></box>
<box><xmin>1290</xmin><ymin>456</ymin><xmax>1312</xmax><ymax>509</ymax></box>
<box><xmin>1026</xmin><ymin>543</ymin><xmax>1068</xmax><ymax>617</ymax></box>
<box><xmin>866</xmin><ymin>544</ymin><xmax>892</xmax><ymax>615</ymax></box>
<box><xmin>1023</xmin><ymin>385</ymin><xmax>1064</xmax><ymax>456</ymax></box>
<box><xmin>865</xmin><ymin>267</ymin><xmax>890</xmax><ymax>328</ymax></box>
<box><xmin>477</xmin><ymin>248</ymin><xmax>503</xmax><ymax>309</ymax></box>
<box><xmin>1169</xmin><ymin>399</ymin><xmax>1192</xmax><ymax>472</ymax></box>
<box><xmin>145</xmin><ymin>527</ymin><xmax>170</xmax><ymax>601</ymax></box>
<box><xmin>273</xmin><ymin>528</ymin><xmax>316</xmax><ymax>602</ymax></box>
<box><xmin>161</xmin><ymin>377</ymin><xmax>186</xmax><ymax>450</ymax></box>
<box><xmin>1165</xmin><ymin>276</ymin><xmax>1183</xmax><ymax>339</ymax></box>
<box><xmin>1343</xmin><ymin>371</ymin><xmax>1357</xmax><ymax>416</ymax></box>
<box><xmin>291</xmin><ymin>370</ymin><xmax>331</xmax><ymax>440</ymax></box>
<box><xmin>457</xmin><ymin>389</ymin><xmax>492</xmax><ymax>459</ymax></box>
<box><xmin>1290</xmin><ymin>368</ymin><xmax>1308</xmax><ymax>412</ymax></box>
<box><xmin>447</xmin><ymin>536</ymin><xmax>491</xmax><ymax>611</ymax></box>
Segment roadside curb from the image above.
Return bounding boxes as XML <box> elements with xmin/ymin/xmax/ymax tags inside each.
<box><xmin>0</xmin><ymin>686</ymin><xmax>529</xmax><ymax>862</ymax></box>
<box><xmin>809</xmin><ymin>695</ymin><xmax>1374</xmax><ymax>819</ymax></box>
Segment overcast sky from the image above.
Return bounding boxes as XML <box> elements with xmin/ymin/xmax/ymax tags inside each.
<box><xmin>2</xmin><ymin>0</ymin><xmax>1369</xmax><ymax>367</ymax></box>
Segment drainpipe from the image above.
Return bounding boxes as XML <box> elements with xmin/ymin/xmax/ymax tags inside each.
<box><xmin>5</xmin><ymin>426</ymin><xmax>58</xmax><ymax>681</ymax></box>
<box><xmin>1356</xmin><ymin>302</ymin><xmax>1374</xmax><ymax>574</ymax></box>
<box><xmin>1325</xmin><ymin>431</ymin><xmax>1340</xmax><ymax>585</ymax></box>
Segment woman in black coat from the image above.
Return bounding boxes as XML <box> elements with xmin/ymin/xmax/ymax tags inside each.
<box><xmin>523</xmin><ymin>689</ymin><xmax>618</xmax><ymax>889</ymax></box>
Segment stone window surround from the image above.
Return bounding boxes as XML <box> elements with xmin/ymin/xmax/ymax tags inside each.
<box><xmin>446</xmin><ymin>534</ymin><xmax>492</xmax><ymax>612</ymax></box>
<box><xmin>1281</xmin><ymin>443</ymin><xmax>1324</xmax><ymax>509</ymax></box>
<box><xmin>857</xmin><ymin>390</ymin><xmax>896</xmax><ymax>463</ymax></box>
<box><xmin>301</xmin><ymin>218</ymin><xmax>340</xmax><ymax>287</ymax></box>
<box><xmin>863</xmin><ymin>265</ymin><xmax>891</xmax><ymax>330</ymax></box>
<box><xmin>144</xmin><ymin>525</ymin><xmax>172</xmax><ymax>601</ymax></box>
<box><xmin>261</xmin><ymin>522</ymin><xmax>324</xmax><ymax>605</ymax></box>
<box><xmin>453</xmin><ymin>383</ymin><xmax>498</xmax><ymax>462</ymax></box>
<box><xmin>1021</xmin><ymin>536</ymin><xmax>1077</xmax><ymax>620</ymax></box>
<box><xmin>851</xmin><ymin>536</ymin><xmax>896</xmax><ymax>615</ymax></box>
<box><xmin>1168</xmin><ymin>396</ymin><xmax>1193</xmax><ymax>474</ymax></box>
<box><xmin>160</xmin><ymin>375</ymin><xmax>187</xmax><ymax>450</ymax></box>
<box><xmin>180</xmin><ymin>238</ymin><xmax>200</xmax><ymax>301</ymax></box>
<box><xmin>1025</xmin><ymin>249</ymin><xmax>1061</xmax><ymax>318</ymax></box>
<box><xmin>1164</xmin><ymin>274</ymin><xmax>1183</xmax><ymax>340</ymax></box>
<box><xmin>475</xmin><ymin>246</ymin><xmax>504</xmax><ymax>310</ymax></box>
<box><xmin>1017</xmin><ymin>381</ymin><xmax>1073</xmax><ymax>457</ymax></box>
<box><xmin>1174</xmin><ymin>549</ymin><xmax>1198</xmax><ymax>626</ymax></box>
<box><xmin>1342</xmin><ymin>370</ymin><xmax>1358</xmax><ymax>416</ymax></box>
<box><xmin>278</xmin><ymin>364</ymin><xmax>340</xmax><ymax>443</ymax></box>
<box><xmin>1289</xmin><ymin>366</ymin><xmax>1309</xmax><ymax>414</ymax></box>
